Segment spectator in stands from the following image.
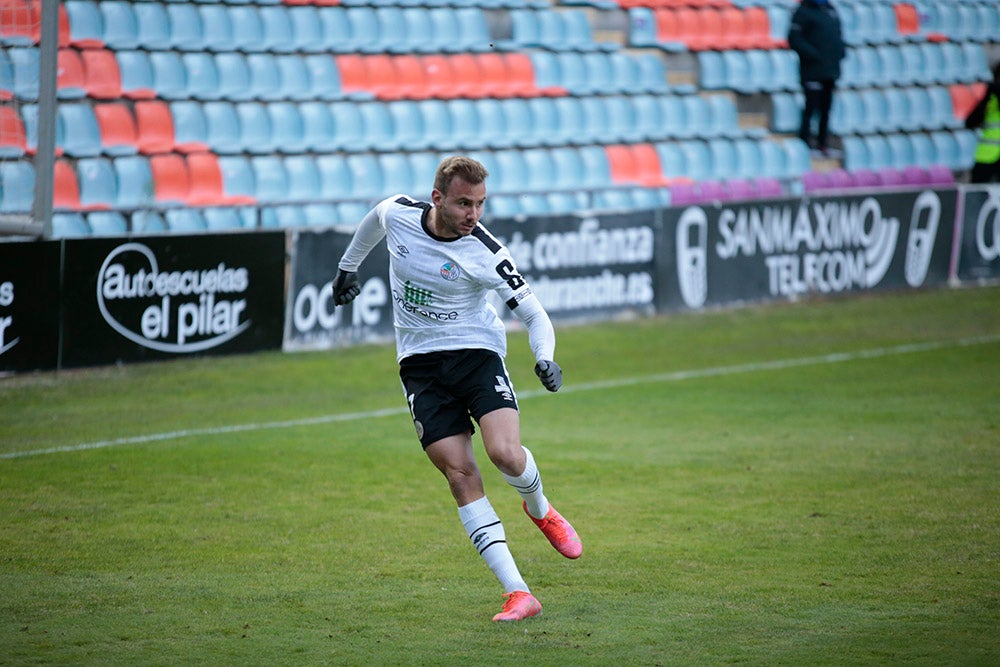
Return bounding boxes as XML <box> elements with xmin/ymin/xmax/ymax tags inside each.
<box><xmin>966</xmin><ymin>62</ymin><xmax>1000</xmax><ymax>184</ymax></box>
<box><xmin>787</xmin><ymin>0</ymin><xmax>846</xmax><ymax>158</ymax></box>
<box><xmin>329</xmin><ymin>156</ymin><xmax>581</xmax><ymax>623</ymax></box>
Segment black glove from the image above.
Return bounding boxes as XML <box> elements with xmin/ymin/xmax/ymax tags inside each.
<box><xmin>534</xmin><ymin>360</ymin><xmax>562</xmax><ymax>392</ymax></box>
<box><xmin>332</xmin><ymin>269</ymin><xmax>360</xmax><ymax>306</ymax></box>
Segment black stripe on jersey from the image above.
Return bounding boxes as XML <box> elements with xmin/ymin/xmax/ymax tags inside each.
<box><xmin>395</xmin><ymin>196</ymin><xmax>431</xmax><ymax>212</ymax></box>
<box><xmin>505</xmin><ymin>297</ymin><xmax>520</xmax><ymax>311</ymax></box>
<box><xmin>471</xmin><ymin>225</ymin><xmax>502</xmax><ymax>254</ymax></box>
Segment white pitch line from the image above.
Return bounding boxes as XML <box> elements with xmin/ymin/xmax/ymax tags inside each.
<box><xmin>3</xmin><ymin>334</ymin><xmax>998</xmax><ymax>461</ymax></box>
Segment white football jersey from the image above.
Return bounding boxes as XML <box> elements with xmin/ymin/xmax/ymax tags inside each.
<box><xmin>340</xmin><ymin>195</ymin><xmax>538</xmax><ymax>362</ymax></box>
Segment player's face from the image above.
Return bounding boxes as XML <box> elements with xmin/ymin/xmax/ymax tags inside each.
<box><xmin>432</xmin><ymin>177</ymin><xmax>487</xmax><ymax>238</ymax></box>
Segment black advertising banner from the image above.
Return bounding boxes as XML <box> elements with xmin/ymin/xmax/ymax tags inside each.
<box><xmin>60</xmin><ymin>233</ymin><xmax>286</xmax><ymax>368</ymax></box>
<box><xmin>485</xmin><ymin>212</ymin><xmax>659</xmax><ymax>323</ymax></box>
<box><xmin>658</xmin><ymin>189</ymin><xmax>958</xmax><ymax>310</ymax></box>
<box><xmin>956</xmin><ymin>185</ymin><xmax>1000</xmax><ymax>282</ymax></box>
<box><xmin>0</xmin><ymin>241</ymin><xmax>61</xmax><ymax>373</ymax></box>
<box><xmin>284</xmin><ymin>228</ymin><xmax>393</xmax><ymax>351</ymax></box>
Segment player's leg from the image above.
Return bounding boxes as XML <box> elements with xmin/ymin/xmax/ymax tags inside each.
<box><xmin>479</xmin><ymin>408</ymin><xmax>582</xmax><ymax>560</ymax></box>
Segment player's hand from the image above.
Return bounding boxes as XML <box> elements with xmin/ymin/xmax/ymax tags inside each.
<box><xmin>332</xmin><ymin>269</ymin><xmax>360</xmax><ymax>306</ymax></box>
<box><xmin>534</xmin><ymin>360</ymin><xmax>562</xmax><ymax>392</ymax></box>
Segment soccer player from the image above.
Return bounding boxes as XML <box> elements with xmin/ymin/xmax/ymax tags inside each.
<box><xmin>331</xmin><ymin>156</ymin><xmax>581</xmax><ymax>622</ymax></box>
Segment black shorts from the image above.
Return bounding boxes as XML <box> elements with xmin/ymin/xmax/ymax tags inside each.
<box><xmin>399</xmin><ymin>348</ymin><xmax>519</xmax><ymax>449</ymax></box>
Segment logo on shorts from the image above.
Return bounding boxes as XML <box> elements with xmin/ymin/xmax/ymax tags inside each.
<box><xmin>414</xmin><ymin>419</ymin><xmax>424</xmax><ymax>440</ymax></box>
<box><xmin>440</xmin><ymin>262</ymin><xmax>461</xmax><ymax>281</ymax></box>
<box><xmin>494</xmin><ymin>375</ymin><xmax>514</xmax><ymax>402</ymax></box>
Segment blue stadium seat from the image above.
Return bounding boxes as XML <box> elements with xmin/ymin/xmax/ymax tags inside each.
<box><xmin>955</xmin><ymin>129</ymin><xmax>978</xmax><ymax>169</ymax></box>
<box><xmin>8</xmin><ymin>48</ymin><xmax>38</xmax><ymax>99</ymax></box>
<box><xmin>528</xmin><ymin>51</ymin><xmax>561</xmax><ymax>92</ymax></box>
<box><xmin>346</xmin><ymin>153</ymin><xmax>383</xmax><ymax>200</ymax></box>
<box><xmin>203</xmin><ymin>207</ymin><xmax>246</xmax><ymax>231</ymax></box>
<box><xmin>886</xmin><ymin>133</ymin><xmax>914</xmax><ymax>170</ymax></box>
<box><xmin>213</xmin><ymin>53</ymin><xmax>251</xmax><ymax>102</ymax></box>
<box><xmin>329</xmin><ymin>101</ymin><xmax>366</xmax><ymax>152</ymax></box>
<box><xmin>0</xmin><ymin>161</ymin><xmax>35</xmax><ymax>212</ymax></box>
<box><xmin>771</xmin><ymin>92</ymin><xmax>801</xmax><ymax>133</ymax></box>
<box><xmin>453</xmin><ymin>8</ymin><xmax>495</xmax><ymax>53</ymax></box>
<box><xmin>627</xmin><ymin>8</ymin><xmax>658</xmax><ymax>48</ymax></box>
<box><xmin>198</xmin><ymin>7</ymin><xmax>236</xmax><ymax>53</ymax></box>
<box><xmin>680</xmin><ymin>140</ymin><xmax>712</xmax><ymax>182</ymax></box>
<box><xmin>251</xmin><ymin>156</ymin><xmax>289</xmax><ymax>203</ymax></box>
<box><xmin>494</xmin><ymin>150</ymin><xmax>530</xmax><ymax>193</ymax></box>
<box><xmin>781</xmin><ymin>138</ymin><xmax>811</xmax><ymax>178</ymax></box>
<box><xmin>608</xmin><ymin>51</ymin><xmax>641</xmax><ymax>94</ymax></box>
<box><xmin>406</xmin><ymin>152</ymin><xmax>440</xmax><ymax>199</ymax></box>
<box><xmin>316</xmin><ymin>154</ymin><xmax>353</xmax><ymax>200</ymax></box>
<box><xmin>883</xmin><ymin>87</ymin><xmax>914</xmax><ymax>132</ymax></box>
<box><xmin>229</xmin><ymin>5</ymin><xmax>265</xmax><ymax>52</ymax></box>
<box><xmin>475</xmin><ymin>98</ymin><xmax>508</xmax><ymax>149</ymax></box>
<box><xmin>64</xmin><ymin>1</ymin><xmax>103</xmax><ymax>48</ymax></box>
<box><xmin>546</xmin><ymin>191</ymin><xmax>588</xmax><ymax>215</ymax></box>
<box><xmin>734</xmin><ymin>138</ymin><xmax>763</xmax><ymax>181</ymax></box>
<box><xmin>134</xmin><ymin>2</ymin><xmax>171</xmax><ymax>50</ymax></box>
<box><xmin>898</xmin><ymin>44</ymin><xmax>926</xmax><ymax>85</ymax></box>
<box><xmin>167</xmin><ymin>4</ymin><xmax>205</xmax><ymax>51</ymax></box>
<box><xmin>682</xmin><ymin>95</ymin><xmax>713</xmax><ymax>139</ymax></box>
<box><xmin>908</xmin><ymin>133</ymin><xmax>935</xmax><ymax>168</ymax></box>
<box><xmin>259</xmin><ymin>5</ymin><xmax>296</xmax><ymax>53</ymax></box>
<box><xmin>302</xmin><ymin>204</ymin><xmax>340</xmax><ymax>228</ymax></box>
<box><xmin>918</xmin><ymin>42</ymin><xmax>947</xmax><ymax>84</ymax></box>
<box><xmin>939</xmin><ymin>42</ymin><xmax>965</xmax><ymax>83</ymax></box>
<box><xmin>578</xmin><ymin>145</ymin><xmax>612</xmax><ymax>188</ymax></box>
<box><xmin>51</xmin><ymin>213</ymin><xmax>91</xmax><ymax>238</ymax></box>
<box><xmin>928</xmin><ymin>86</ymin><xmax>960</xmax><ymax>129</ymax></box>
<box><xmin>131</xmin><ymin>210</ymin><xmax>166</xmax><ymax>235</ymax></box>
<box><xmin>100</xmin><ymin>1</ymin><xmax>139</xmax><ymax>50</ymax></box>
<box><xmin>350</xmin><ymin>7</ymin><xmax>389</xmax><ymax>54</ymax></box>
<box><xmin>246</xmin><ymin>54</ymin><xmax>281</xmax><ymax>101</ymax></box>
<box><xmin>317</xmin><ymin>7</ymin><xmax>353</xmax><ymax>54</ymax></box>
<box><xmin>554</xmin><ymin>51</ymin><xmax>591</xmax><ymax>95</ymax></box>
<box><xmin>387</xmin><ymin>100</ymin><xmax>427</xmax><ymax>150</ymax></box>
<box><xmin>182</xmin><ymin>53</ymin><xmax>220</xmax><ymax>101</ymax></box>
<box><xmin>659</xmin><ymin>95</ymin><xmax>686</xmax><ymax>139</ymax></box>
<box><xmin>634</xmin><ymin>52</ymin><xmax>672</xmax><ymax>94</ymax></box>
<box><xmin>864</xmin><ymin>134</ymin><xmax>892</xmax><ymax>171</ymax></box>
<box><xmin>288</xmin><ymin>6</ymin><xmax>325</xmax><ymax>53</ymax></box>
<box><xmin>526</xmin><ymin>97</ymin><xmax>561</xmax><ymax>147</ymax></box>
<box><xmin>904</xmin><ymin>87</ymin><xmax>934</xmax><ymax>131</ymax></box>
<box><xmin>581</xmin><ymin>52</ymin><xmax>616</xmax><ymax>95</ymax></box>
<box><xmin>113</xmin><ymin>156</ymin><xmax>154</xmax><ymax>208</ymax></box>
<box><xmin>149</xmin><ymin>52</ymin><xmax>188</xmax><ymax>101</ymax></box>
<box><xmin>378</xmin><ymin>153</ymin><xmax>414</xmax><ymax>195</ymax></box>
<box><xmin>930</xmin><ymin>131</ymin><xmax>961</xmax><ymax>170</ymax></box>
<box><xmin>746</xmin><ymin>50</ymin><xmax>777</xmax><ymax>92</ymax></box>
<box><xmin>57</xmin><ymin>103</ymin><xmax>102</xmax><ymax>157</ymax></box>
<box><xmin>769</xmin><ymin>50</ymin><xmax>799</xmax><ymax>92</ymax></box>
<box><xmin>165</xmin><ymin>209</ymin><xmax>207</xmax><ymax>233</ymax></box>
<box><xmin>549</xmin><ymin>146</ymin><xmax>585</xmax><ymax>191</ymax></box>
<box><xmin>499</xmin><ymin>97</ymin><xmax>536</xmax><ymax>148</ymax></box>
<box><xmin>860</xmin><ymin>88</ymin><xmax>889</xmax><ymax>132</ymax></box>
<box><xmin>842</xmin><ymin>135</ymin><xmax>870</xmax><ymax>172</ymax></box>
<box><xmin>852</xmin><ymin>48</ymin><xmax>880</xmax><ymax>88</ymax></box>
<box><xmin>698</xmin><ymin>51</ymin><xmax>726</xmax><ymax>91</ymax></box>
<box><xmin>631</xmin><ymin>94</ymin><xmax>664</xmax><ymax>142</ymax></box>
<box><xmin>876</xmin><ymin>45</ymin><xmax>905</xmax><ymax>87</ymax></box>
<box><xmin>336</xmin><ymin>202</ymin><xmax>372</xmax><ymax>225</ymax></box>
<box><xmin>302</xmin><ymin>55</ymin><xmax>342</xmax><ymax>101</ymax></box>
<box><xmin>358</xmin><ymin>101</ymin><xmax>397</xmax><ymax>151</ymax></box>
<box><xmin>961</xmin><ymin>42</ymin><xmax>991</xmax><ymax>83</ymax></box>
<box><xmin>268</xmin><ymin>102</ymin><xmax>307</xmax><ymax>153</ymax></box>
<box><xmin>758</xmin><ymin>139</ymin><xmax>787</xmax><ymax>180</ymax></box>
<box><xmin>402</xmin><ymin>9</ymin><xmax>438</xmax><ymax>54</ymax></box>
<box><xmin>76</xmin><ymin>157</ymin><xmax>116</xmax><ymax>209</ymax></box>
<box><xmin>486</xmin><ymin>194</ymin><xmax>521</xmax><ymax>218</ymax></box>
<box><xmin>299</xmin><ymin>102</ymin><xmax>337</xmax><ymax>152</ymax></box>
<box><xmin>655</xmin><ymin>142</ymin><xmax>686</xmax><ymax>181</ymax></box>
<box><xmin>522</xmin><ymin>147</ymin><xmax>557</xmax><ymax>192</ymax></box>
<box><xmin>116</xmin><ymin>50</ymin><xmax>154</xmax><ymax>100</ymax></box>
<box><xmin>579</xmin><ymin>97</ymin><xmax>610</xmax><ymax>144</ymax></box>
<box><xmin>202</xmin><ymin>101</ymin><xmax>241</xmax><ymax>154</ymax></box>
<box><xmin>708</xmin><ymin>138</ymin><xmax>737</xmax><ymax>181</ymax></box>
<box><xmin>706</xmin><ymin>95</ymin><xmax>747</xmax><ymax>138</ymax></box>
<box><xmin>276</xmin><ymin>55</ymin><xmax>312</xmax><ymax>101</ymax></box>
<box><xmin>236</xmin><ymin>102</ymin><xmax>275</xmax><ymax>154</ymax></box>
<box><xmin>284</xmin><ymin>155</ymin><xmax>321</xmax><ymax>202</ymax></box>
<box><xmin>87</xmin><ymin>211</ymin><xmax>128</xmax><ymax>236</ymax></box>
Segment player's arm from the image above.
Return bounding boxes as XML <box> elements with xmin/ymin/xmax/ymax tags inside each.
<box><xmin>333</xmin><ymin>206</ymin><xmax>387</xmax><ymax>306</ymax></box>
<box><xmin>511</xmin><ymin>292</ymin><xmax>562</xmax><ymax>393</ymax></box>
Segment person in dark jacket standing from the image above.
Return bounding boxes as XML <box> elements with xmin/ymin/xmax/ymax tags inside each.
<box><xmin>788</xmin><ymin>0</ymin><xmax>846</xmax><ymax>157</ymax></box>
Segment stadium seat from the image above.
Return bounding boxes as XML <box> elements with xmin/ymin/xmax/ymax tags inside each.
<box><xmin>578</xmin><ymin>145</ymin><xmax>613</xmax><ymax>189</ymax></box>
<box><xmin>682</xmin><ymin>94</ymin><xmax>713</xmax><ymax>139</ymax></box>
<box><xmin>328</xmin><ymin>101</ymin><xmax>366</xmax><ymax>152</ymax></box>
<box><xmin>98</xmin><ymin>1</ymin><xmax>138</xmax><ymax>50</ymax></box>
<box><xmin>0</xmin><ymin>160</ymin><xmax>34</xmax><ymax>212</ymax></box>
<box><xmin>115</xmin><ymin>50</ymin><xmax>155</xmax><ymax>100</ymax></box>
<box><xmin>236</xmin><ymin>102</ymin><xmax>275</xmax><ymax>154</ymax></box>
<box><xmin>288</xmin><ymin>5</ymin><xmax>324</xmax><ymax>53</ymax></box>
<box><xmin>524</xmin><ymin>97</ymin><xmax>560</xmax><ymax>148</ymax></box>
<box><xmin>201</xmin><ymin>101</ymin><xmax>241</xmax><ymax>154</ymax></box>
<box><xmin>303</xmin><ymin>54</ymin><xmax>343</xmax><ymax>101</ymax></box>
<box><xmin>930</xmin><ymin>131</ymin><xmax>961</xmax><ymax>170</ymax></box>
<box><xmin>130</xmin><ymin>210</ymin><xmax>165</xmax><ymax>234</ymax></box>
<box><xmin>0</xmin><ymin>105</ymin><xmax>27</xmax><ymax>157</ymax></box>
<box><xmin>164</xmin><ymin>209</ymin><xmax>207</xmax><ymax>233</ymax></box>
<box><xmin>197</xmin><ymin>4</ymin><xmax>235</xmax><ymax>53</ymax></box>
<box><xmin>113</xmin><ymin>155</ymin><xmax>154</xmax><ymax>208</ymax></box>
<box><xmin>955</xmin><ymin>128</ymin><xmax>978</xmax><ymax>170</ymax></box>
<box><xmin>52</xmin><ymin>159</ymin><xmax>82</xmax><ymax>210</ymax></box>
<box><xmin>345</xmin><ymin>153</ymin><xmax>383</xmax><ymax>200</ymax></box>
<box><xmin>185</xmin><ymin>152</ymin><xmax>225</xmax><ymax>205</ymax></box>
<box><xmin>182</xmin><ymin>53</ymin><xmax>221</xmax><ymax>101</ymax></box>
<box><xmin>51</xmin><ymin>212</ymin><xmax>89</xmax><ymax>237</ymax></box>
<box><xmin>316</xmin><ymin>154</ymin><xmax>352</xmax><ymax>200</ymax></box>
<box><xmin>886</xmin><ymin>133</ymin><xmax>915</xmax><ymax>170</ymax></box>
<box><xmin>93</xmin><ymin>102</ymin><xmax>138</xmax><ymax>156</ymax></box>
<box><xmin>166</xmin><ymin>3</ymin><xmax>204</xmax><ymax>51</ymax></box>
<box><xmin>214</xmin><ymin>53</ymin><xmax>252</xmax><ymax>102</ymax></box>
<box><xmin>203</xmin><ymin>207</ymin><xmax>245</xmax><ymax>231</ymax></box>
<box><xmin>81</xmin><ymin>49</ymin><xmax>121</xmax><ymax>99</ymax></box>
<box><xmin>56</xmin><ymin>102</ymin><xmax>101</xmax><ymax>157</ymax></box>
<box><xmin>758</xmin><ymin>139</ymin><xmax>787</xmax><ymax>180</ymax></box>
<box><xmin>132</xmin><ymin>2</ymin><xmax>169</xmax><ymax>50</ymax></box>
<box><xmin>64</xmin><ymin>0</ymin><xmax>103</xmax><ymax>48</ymax></box>
<box><xmin>217</xmin><ymin>155</ymin><xmax>256</xmax><ymax>204</ymax></box>
<box><xmin>268</xmin><ymin>102</ymin><xmax>307</xmax><ymax>153</ymax></box>
<box><xmin>259</xmin><ymin>5</ymin><xmax>295</xmax><ymax>53</ymax></box>
<box><xmin>149</xmin><ymin>154</ymin><xmax>190</xmax><ymax>205</ymax></box>
<box><xmin>250</xmin><ymin>156</ymin><xmax>289</xmax><ymax>203</ymax></box>
<box><xmin>87</xmin><ymin>211</ymin><xmax>127</xmax><ymax>236</ymax></box>
<box><xmin>909</xmin><ymin>133</ymin><xmax>935</xmax><ymax>168</ymax></box>
<box><xmin>149</xmin><ymin>52</ymin><xmax>188</xmax><ymax>101</ymax></box>
<box><xmin>75</xmin><ymin>157</ymin><xmax>116</xmax><ymax>210</ymax></box>
<box><xmin>781</xmin><ymin>138</ymin><xmax>811</xmax><ymax>178</ymax></box>
<box><xmin>246</xmin><ymin>54</ymin><xmax>282</xmax><ymax>101</ymax></box>
<box><xmin>284</xmin><ymin>155</ymin><xmax>322</xmax><ymax>202</ymax></box>
<box><xmin>229</xmin><ymin>5</ymin><xmax>265</xmax><ymax>52</ymax></box>
<box><xmin>133</xmin><ymin>100</ymin><xmax>174</xmax><ymax>155</ymax></box>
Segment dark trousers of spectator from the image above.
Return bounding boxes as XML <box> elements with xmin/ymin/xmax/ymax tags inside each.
<box><xmin>970</xmin><ymin>159</ymin><xmax>1000</xmax><ymax>183</ymax></box>
<box><xmin>800</xmin><ymin>79</ymin><xmax>836</xmax><ymax>151</ymax></box>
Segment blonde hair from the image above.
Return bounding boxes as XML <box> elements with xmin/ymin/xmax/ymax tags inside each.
<box><xmin>434</xmin><ymin>156</ymin><xmax>489</xmax><ymax>195</ymax></box>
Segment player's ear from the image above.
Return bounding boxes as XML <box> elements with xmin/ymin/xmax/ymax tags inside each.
<box><xmin>431</xmin><ymin>188</ymin><xmax>443</xmax><ymax>206</ymax></box>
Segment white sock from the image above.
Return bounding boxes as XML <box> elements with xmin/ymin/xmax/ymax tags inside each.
<box><xmin>502</xmin><ymin>446</ymin><xmax>550</xmax><ymax>520</ymax></box>
<box><xmin>458</xmin><ymin>496</ymin><xmax>529</xmax><ymax>594</ymax></box>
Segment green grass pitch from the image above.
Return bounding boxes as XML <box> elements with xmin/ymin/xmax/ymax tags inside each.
<box><xmin>2</xmin><ymin>286</ymin><xmax>999</xmax><ymax>665</ymax></box>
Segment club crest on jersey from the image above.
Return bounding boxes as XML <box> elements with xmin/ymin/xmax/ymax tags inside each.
<box><xmin>440</xmin><ymin>262</ymin><xmax>461</xmax><ymax>281</ymax></box>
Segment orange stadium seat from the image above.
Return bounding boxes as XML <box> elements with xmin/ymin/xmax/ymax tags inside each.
<box><xmin>81</xmin><ymin>49</ymin><xmax>121</xmax><ymax>99</ymax></box>
<box><xmin>133</xmin><ymin>100</ymin><xmax>174</xmax><ymax>155</ymax></box>
<box><xmin>93</xmin><ymin>102</ymin><xmax>138</xmax><ymax>156</ymax></box>
<box><xmin>149</xmin><ymin>153</ymin><xmax>190</xmax><ymax>205</ymax></box>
